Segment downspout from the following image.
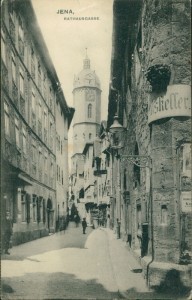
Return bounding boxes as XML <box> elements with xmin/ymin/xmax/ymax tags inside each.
<box><xmin>146</xmin><ymin>159</ymin><xmax>154</xmax><ymax>288</ymax></box>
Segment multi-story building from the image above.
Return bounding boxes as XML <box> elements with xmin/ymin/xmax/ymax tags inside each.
<box><xmin>93</xmin><ymin>122</ymin><xmax>111</xmax><ymax>226</ymax></box>
<box><xmin>107</xmin><ymin>0</ymin><xmax>191</xmax><ymax>289</ymax></box>
<box><xmin>55</xmin><ymin>91</ymin><xmax>74</xmax><ymax>231</ymax></box>
<box><xmin>1</xmin><ymin>0</ymin><xmax>74</xmax><ymax>245</ymax></box>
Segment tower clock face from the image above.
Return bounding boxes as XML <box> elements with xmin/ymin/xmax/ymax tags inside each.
<box><xmin>86</xmin><ymin>90</ymin><xmax>95</xmax><ymax>101</ymax></box>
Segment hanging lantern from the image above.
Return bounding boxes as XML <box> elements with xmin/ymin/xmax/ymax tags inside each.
<box><xmin>109</xmin><ymin>115</ymin><xmax>125</xmax><ymax>149</ymax></box>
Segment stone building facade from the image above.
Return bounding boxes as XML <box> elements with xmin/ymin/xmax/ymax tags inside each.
<box><xmin>107</xmin><ymin>0</ymin><xmax>191</xmax><ymax>288</ymax></box>
<box><xmin>1</xmin><ymin>0</ymin><xmax>74</xmax><ymax>245</ymax></box>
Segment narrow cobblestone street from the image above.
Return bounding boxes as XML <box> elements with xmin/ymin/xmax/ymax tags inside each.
<box><xmin>1</xmin><ymin>223</ymin><xmax>190</xmax><ymax>299</ymax></box>
<box><xmin>1</xmin><ymin>223</ymin><xmax>120</xmax><ymax>299</ymax></box>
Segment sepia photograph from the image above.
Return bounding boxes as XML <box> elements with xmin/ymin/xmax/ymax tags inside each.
<box><xmin>1</xmin><ymin>0</ymin><xmax>191</xmax><ymax>299</ymax></box>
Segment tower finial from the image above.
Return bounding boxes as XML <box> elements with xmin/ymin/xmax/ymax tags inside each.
<box><xmin>83</xmin><ymin>48</ymin><xmax>90</xmax><ymax>69</ymax></box>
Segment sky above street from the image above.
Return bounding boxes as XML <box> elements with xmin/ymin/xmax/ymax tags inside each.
<box><xmin>31</xmin><ymin>0</ymin><xmax>113</xmax><ymax>162</ymax></box>
<box><xmin>31</xmin><ymin>0</ymin><xmax>113</xmax><ymax>120</ymax></box>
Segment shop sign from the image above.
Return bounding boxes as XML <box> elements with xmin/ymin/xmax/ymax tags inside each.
<box><xmin>148</xmin><ymin>85</ymin><xmax>191</xmax><ymax>124</ymax></box>
<box><xmin>181</xmin><ymin>192</ymin><xmax>192</xmax><ymax>213</ymax></box>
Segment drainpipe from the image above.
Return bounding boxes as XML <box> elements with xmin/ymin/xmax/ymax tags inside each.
<box><xmin>146</xmin><ymin>160</ymin><xmax>154</xmax><ymax>288</ymax></box>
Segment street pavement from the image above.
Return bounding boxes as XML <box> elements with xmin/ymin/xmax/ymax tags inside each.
<box><xmin>1</xmin><ymin>223</ymin><xmax>190</xmax><ymax>299</ymax></box>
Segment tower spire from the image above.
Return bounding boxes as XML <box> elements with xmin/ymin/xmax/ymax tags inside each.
<box><xmin>83</xmin><ymin>48</ymin><xmax>90</xmax><ymax>69</ymax></box>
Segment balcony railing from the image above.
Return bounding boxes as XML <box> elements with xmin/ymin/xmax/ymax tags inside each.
<box><xmin>94</xmin><ymin>170</ymin><xmax>107</xmax><ymax>176</ymax></box>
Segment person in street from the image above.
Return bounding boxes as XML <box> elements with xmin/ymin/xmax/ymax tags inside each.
<box><xmin>82</xmin><ymin>217</ymin><xmax>87</xmax><ymax>234</ymax></box>
<box><xmin>3</xmin><ymin>211</ymin><xmax>13</xmax><ymax>255</ymax></box>
<box><xmin>74</xmin><ymin>214</ymin><xmax>80</xmax><ymax>227</ymax></box>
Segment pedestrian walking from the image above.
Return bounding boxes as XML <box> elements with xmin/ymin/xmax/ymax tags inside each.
<box><xmin>3</xmin><ymin>211</ymin><xmax>13</xmax><ymax>255</ymax></box>
<box><xmin>82</xmin><ymin>218</ymin><xmax>87</xmax><ymax>234</ymax></box>
<box><xmin>74</xmin><ymin>214</ymin><xmax>80</xmax><ymax>227</ymax></box>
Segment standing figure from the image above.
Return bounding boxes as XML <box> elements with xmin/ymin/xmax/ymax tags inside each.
<box><xmin>82</xmin><ymin>218</ymin><xmax>87</xmax><ymax>234</ymax></box>
<box><xmin>3</xmin><ymin>211</ymin><xmax>13</xmax><ymax>255</ymax></box>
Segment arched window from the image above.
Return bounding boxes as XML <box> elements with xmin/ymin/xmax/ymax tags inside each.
<box><xmin>88</xmin><ymin>104</ymin><xmax>92</xmax><ymax>118</ymax></box>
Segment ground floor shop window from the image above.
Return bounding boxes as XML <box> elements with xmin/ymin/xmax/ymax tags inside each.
<box><xmin>33</xmin><ymin>195</ymin><xmax>37</xmax><ymax>222</ymax></box>
<box><xmin>43</xmin><ymin>199</ymin><xmax>46</xmax><ymax>223</ymax></box>
<box><xmin>21</xmin><ymin>193</ymin><xmax>27</xmax><ymax>222</ymax></box>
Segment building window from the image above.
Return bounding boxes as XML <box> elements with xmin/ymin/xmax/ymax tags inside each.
<box><xmin>15</xmin><ymin>117</ymin><xmax>20</xmax><ymax>148</ymax></box>
<box><xmin>39</xmin><ymin>147</ymin><xmax>42</xmax><ymax>168</ymax></box>
<box><xmin>33</xmin><ymin>195</ymin><xmax>37</xmax><ymax>222</ymax></box>
<box><xmin>18</xmin><ymin>15</ymin><xmax>24</xmax><ymax>40</ymax></box>
<box><xmin>88</xmin><ymin>104</ymin><xmax>92</xmax><ymax>118</ymax></box>
<box><xmin>1</xmin><ymin>30</ymin><xmax>6</xmax><ymax>65</ymax></box>
<box><xmin>32</xmin><ymin>143</ymin><xmax>36</xmax><ymax>163</ymax></box>
<box><xmin>182</xmin><ymin>143</ymin><xmax>191</xmax><ymax>178</ymax></box>
<box><xmin>19</xmin><ymin>68</ymin><xmax>24</xmax><ymax>95</ymax></box>
<box><xmin>62</xmin><ymin>170</ymin><xmax>63</xmax><ymax>185</ymax></box>
<box><xmin>59</xmin><ymin>166</ymin><xmax>60</xmax><ymax>182</ymax></box>
<box><xmin>37</xmin><ymin>197</ymin><xmax>43</xmax><ymax>223</ymax></box>
<box><xmin>50</xmin><ymin>121</ymin><xmax>53</xmax><ymax>149</ymax></box>
<box><xmin>137</xmin><ymin>204</ymin><xmax>142</xmax><ymax>237</ymax></box>
<box><xmin>123</xmin><ymin>169</ymin><xmax>127</xmax><ymax>190</ymax></box>
<box><xmin>43</xmin><ymin>199</ymin><xmax>46</xmax><ymax>223</ymax></box>
<box><xmin>38</xmin><ymin>61</ymin><xmax>41</xmax><ymax>90</ymax></box>
<box><xmin>22</xmin><ymin>127</ymin><xmax>27</xmax><ymax>154</ymax></box>
<box><xmin>31</xmin><ymin>47</ymin><xmax>35</xmax><ymax>80</ymax></box>
<box><xmin>161</xmin><ymin>205</ymin><xmax>168</xmax><ymax>225</ymax></box>
<box><xmin>44</xmin><ymin>110</ymin><xmax>47</xmax><ymax>128</ymax></box>
<box><xmin>18</xmin><ymin>15</ymin><xmax>24</xmax><ymax>57</ymax></box>
<box><xmin>38</xmin><ymin>99</ymin><xmax>42</xmax><ymax>120</ymax></box>
<box><xmin>40</xmin><ymin>198</ymin><xmax>43</xmax><ymax>222</ymax></box>
<box><xmin>44</xmin><ymin>155</ymin><xmax>48</xmax><ymax>173</ymax></box>
<box><xmin>4</xmin><ymin>102</ymin><xmax>10</xmax><ymax>137</ymax></box>
<box><xmin>32</xmin><ymin>92</ymin><xmax>36</xmax><ymax>112</ymax></box>
<box><xmin>11</xmin><ymin>53</ymin><xmax>16</xmax><ymax>82</ymax></box>
<box><xmin>61</xmin><ymin>141</ymin><xmax>63</xmax><ymax>154</ymax></box>
<box><xmin>43</xmin><ymin>73</ymin><xmax>47</xmax><ymax>98</ymax></box>
<box><xmin>21</xmin><ymin>193</ymin><xmax>27</xmax><ymax>222</ymax></box>
<box><xmin>89</xmin><ymin>133</ymin><xmax>92</xmax><ymax>140</ymax></box>
<box><xmin>57</xmin><ymin>165</ymin><xmax>59</xmax><ymax>181</ymax></box>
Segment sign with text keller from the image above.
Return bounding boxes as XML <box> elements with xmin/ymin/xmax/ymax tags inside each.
<box><xmin>148</xmin><ymin>85</ymin><xmax>191</xmax><ymax>124</ymax></box>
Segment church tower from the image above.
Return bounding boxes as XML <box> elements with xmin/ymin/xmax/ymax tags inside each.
<box><xmin>72</xmin><ymin>52</ymin><xmax>101</xmax><ymax>154</ymax></box>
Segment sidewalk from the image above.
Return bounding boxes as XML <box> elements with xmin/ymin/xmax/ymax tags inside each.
<box><xmin>102</xmin><ymin>228</ymin><xmax>192</xmax><ymax>300</ymax></box>
<box><xmin>101</xmin><ymin>227</ymin><xmax>151</xmax><ymax>299</ymax></box>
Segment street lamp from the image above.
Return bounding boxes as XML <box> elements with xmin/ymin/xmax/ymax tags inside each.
<box><xmin>109</xmin><ymin>115</ymin><xmax>124</xmax><ymax>238</ymax></box>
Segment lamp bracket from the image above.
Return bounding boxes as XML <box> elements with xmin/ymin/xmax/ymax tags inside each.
<box><xmin>121</xmin><ymin>155</ymin><xmax>151</xmax><ymax>168</ymax></box>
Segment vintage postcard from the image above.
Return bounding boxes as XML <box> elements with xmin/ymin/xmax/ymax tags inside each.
<box><xmin>1</xmin><ymin>0</ymin><xmax>191</xmax><ymax>299</ymax></box>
